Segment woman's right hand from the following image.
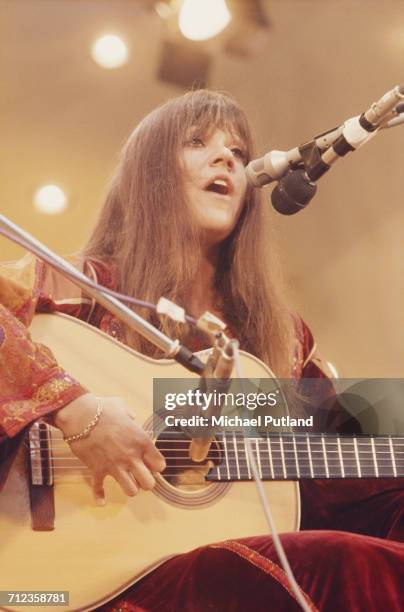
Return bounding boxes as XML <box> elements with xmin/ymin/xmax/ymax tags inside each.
<box><xmin>53</xmin><ymin>393</ymin><xmax>166</xmax><ymax>505</ymax></box>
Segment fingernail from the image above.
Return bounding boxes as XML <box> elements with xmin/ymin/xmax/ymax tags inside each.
<box><xmin>96</xmin><ymin>497</ymin><xmax>106</xmax><ymax>507</ymax></box>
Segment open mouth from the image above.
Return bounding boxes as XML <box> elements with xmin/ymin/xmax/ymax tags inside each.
<box><xmin>206</xmin><ymin>178</ymin><xmax>230</xmax><ymax>196</ymax></box>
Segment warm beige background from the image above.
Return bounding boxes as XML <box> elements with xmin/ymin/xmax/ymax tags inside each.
<box><xmin>1</xmin><ymin>0</ymin><xmax>403</xmax><ymax>377</ymax></box>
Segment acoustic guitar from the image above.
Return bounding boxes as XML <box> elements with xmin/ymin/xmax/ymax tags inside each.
<box><xmin>0</xmin><ymin>314</ymin><xmax>402</xmax><ymax>611</ymax></box>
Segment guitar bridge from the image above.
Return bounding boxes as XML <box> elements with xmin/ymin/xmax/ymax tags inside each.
<box><xmin>27</xmin><ymin>421</ymin><xmax>55</xmax><ymax>530</ymax></box>
<box><xmin>29</xmin><ymin>421</ymin><xmax>54</xmax><ymax>486</ymax></box>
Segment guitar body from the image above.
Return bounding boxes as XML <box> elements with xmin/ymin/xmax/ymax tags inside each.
<box><xmin>0</xmin><ymin>314</ymin><xmax>299</xmax><ymax>611</ymax></box>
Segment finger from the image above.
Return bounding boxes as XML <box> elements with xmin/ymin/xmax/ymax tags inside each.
<box><xmin>92</xmin><ymin>474</ymin><xmax>106</xmax><ymax>506</ymax></box>
<box><xmin>110</xmin><ymin>467</ymin><xmax>139</xmax><ymax>497</ymax></box>
<box><xmin>143</xmin><ymin>444</ymin><xmax>166</xmax><ymax>472</ymax></box>
<box><xmin>130</xmin><ymin>460</ymin><xmax>156</xmax><ymax>491</ymax></box>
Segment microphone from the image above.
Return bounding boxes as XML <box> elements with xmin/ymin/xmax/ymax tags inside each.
<box><xmin>247</xmin><ymin>84</ymin><xmax>404</xmax><ymax>215</ymax></box>
<box><xmin>271</xmin><ymin>169</ymin><xmax>317</xmax><ymax>216</ymax></box>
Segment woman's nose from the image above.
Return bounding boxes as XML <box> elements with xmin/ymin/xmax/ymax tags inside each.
<box><xmin>210</xmin><ymin>146</ymin><xmax>235</xmax><ymax>171</ymax></box>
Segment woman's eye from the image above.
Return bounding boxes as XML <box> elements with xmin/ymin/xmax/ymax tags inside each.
<box><xmin>188</xmin><ymin>137</ymin><xmax>204</xmax><ymax>147</ymax></box>
<box><xmin>231</xmin><ymin>147</ymin><xmax>247</xmax><ymax>163</ymax></box>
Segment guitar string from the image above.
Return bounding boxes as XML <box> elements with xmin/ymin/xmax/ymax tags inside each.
<box><xmin>40</xmin><ymin>432</ymin><xmax>404</xmax><ymax>439</ymax></box>
<box><xmin>29</xmin><ymin>471</ymin><xmax>404</xmax><ymax>479</ymax></box>
<box><xmin>29</xmin><ymin>459</ymin><xmax>404</xmax><ymax>469</ymax></box>
<box><xmin>26</xmin><ymin>436</ymin><xmax>404</xmax><ymax>446</ymax></box>
<box><xmin>29</xmin><ymin>462</ymin><xmax>404</xmax><ymax>469</ymax></box>
<box><xmin>28</xmin><ymin>460</ymin><xmax>404</xmax><ymax>467</ymax></box>
<box><xmin>28</xmin><ymin>439</ymin><xmax>404</xmax><ymax>449</ymax></box>
<box><xmin>26</xmin><ymin>438</ymin><xmax>404</xmax><ymax>447</ymax></box>
<box><xmin>28</xmin><ymin>446</ymin><xmax>404</xmax><ymax>453</ymax></box>
<box><xmin>25</xmin><ymin>446</ymin><xmax>404</xmax><ymax>454</ymax></box>
<box><xmin>26</xmin><ymin>441</ymin><xmax>404</xmax><ymax>455</ymax></box>
<box><xmin>29</xmin><ymin>449</ymin><xmax>404</xmax><ymax>455</ymax></box>
<box><xmin>27</xmin><ymin>447</ymin><xmax>404</xmax><ymax>456</ymax></box>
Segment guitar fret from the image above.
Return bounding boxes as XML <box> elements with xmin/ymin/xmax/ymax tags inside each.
<box><xmin>222</xmin><ymin>434</ymin><xmax>231</xmax><ymax>480</ymax></box>
<box><xmin>292</xmin><ymin>436</ymin><xmax>300</xmax><ymax>479</ymax></box>
<box><xmin>357</xmin><ymin>438</ymin><xmax>375</xmax><ymax>477</ymax></box>
<box><xmin>233</xmin><ymin>432</ymin><xmax>241</xmax><ymax>480</ymax></box>
<box><xmin>306</xmin><ymin>434</ymin><xmax>314</xmax><ymax>478</ymax></box>
<box><xmin>279</xmin><ymin>436</ymin><xmax>287</xmax><ymax>479</ymax></box>
<box><xmin>371</xmin><ymin>438</ymin><xmax>379</xmax><ymax>477</ymax></box>
<box><xmin>353</xmin><ymin>437</ymin><xmax>361</xmax><ymax>477</ymax></box>
<box><xmin>226</xmin><ymin>433</ymin><xmax>237</xmax><ymax>480</ymax></box>
<box><xmin>257</xmin><ymin>437</ymin><xmax>270</xmax><ymax>479</ymax></box>
<box><xmin>235</xmin><ymin>434</ymin><xmax>249</xmax><ymax>479</ymax></box>
<box><xmin>294</xmin><ymin>435</ymin><xmax>311</xmax><ymax>478</ymax></box>
<box><xmin>392</xmin><ymin>438</ymin><xmax>403</xmax><ymax>477</ymax></box>
<box><xmin>255</xmin><ymin>439</ymin><xmax>263</xmax><ymax>479</ymax></box>
<box><xmin>340</xmin><ymin>438</ymin><xmax>357</xmax><ymax>477</ymax></box>
<box><xmin>268</xmin><ymin>436</ymin><xmax>284</xmax><ymax>479</ymax></box>
<box><xmin>243</xmin><ymin>436</ymin><xmax>251</xmax><ymax>480</ymax></box>
<box><xmin>374</xmin><ymin>438</ymin><xmax>394</xmax><ymax>477</ymax></box>
<box><xmin>337</xmin><ymin>437</ymin><xmax>345</xmax><ymax>478</ymax></box>
<box><xmin>267</xmin><ymin>436</ymin><xmax>275</xmax><ymax>479</ymax></box>
<box><xmin>389</xmin><ymin>437</ymin><xmax>398</xmax><ymax>477</ymax></box>
<box><xmin>321</xmin><ymin>435</ymin><xmax>330</xmax><ymax>478</ymax></box>
<box><xmin>325</xmin><ymin>440</ymin><xmax>343</xmax><ymax>477</ymax></box>
<box><xmin>282</xmin><ymin>437</ymin><xmax>299</xmax><ymax>479</ymax></box>
<box><xmin>308</xmin><ymin>436</ymin><xmax>327</xmax><ymax>477</ymax></box>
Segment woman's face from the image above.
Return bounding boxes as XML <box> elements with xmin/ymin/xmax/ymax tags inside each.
<box><xmin>181</xmin><ymin>127</ymin><xmax>248</xmax><ymax>246</ymax></box>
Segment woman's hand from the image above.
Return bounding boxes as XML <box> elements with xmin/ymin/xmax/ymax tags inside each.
<box><xmin>53</xmin><ymin>393</ymin><xmax>166</xmax><ymax>504</ymax></box>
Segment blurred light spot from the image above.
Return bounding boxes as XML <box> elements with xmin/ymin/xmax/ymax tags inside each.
<box><xmin>179</xmin><ymin>0</ymin><xmax>231</xmax><ymax>41</ymax></box>
<box><xmin>34</xmin><ymin>185</ymin><xmax>67</xmax><ymax>215</ymax></box>
<box><xmin>91</xmin><ymin>34</ymin><xmax>128</xmax><ymax>69</ymax></box>
<box><xmin>155</xmin><ymin>1</ymin><xmax>172</xmax><ymax>20</ymax></box>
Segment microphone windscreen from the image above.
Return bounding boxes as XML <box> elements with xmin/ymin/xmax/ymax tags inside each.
<box><xmin>271</xmin><ymin>169</ymin><xmax>317</xmax><ymax>215</ymax></box>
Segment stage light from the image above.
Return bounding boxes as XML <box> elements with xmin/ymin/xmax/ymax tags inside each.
<box><xmin>34</xmin><ymin>185</ymin><xmax>67</xmax><ymax>215</ymax></box>
<box><xmin>91</xmin><ymin>34</ymin><xmax>128</xmax><ymax>69</ymax></box>
<box><xmin>179</xmin><ymin>0</ymin><xmax>231</xmax><ymax>41</ymax></box>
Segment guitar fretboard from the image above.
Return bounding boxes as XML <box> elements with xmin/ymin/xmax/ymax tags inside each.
<box><xmin>206</xmin><ymin>433</ymin><xmax>404</xmax><ymax>481</ymax></box>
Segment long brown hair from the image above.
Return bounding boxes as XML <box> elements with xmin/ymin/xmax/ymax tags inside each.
<box><xmin>83</xmin><ymin>90</ymin><xmax>295</xmax><ymax>376</ymax></box>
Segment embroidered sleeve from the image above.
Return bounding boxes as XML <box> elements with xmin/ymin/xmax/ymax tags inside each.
<box><xmin>0</xmin><ymin>255</ymin><xmax>87</xmax><ymax>440</ymax></box>
<box><xmin>0</xmin><ymin>304</ymin><xmax>86</xmax><ymax>439</ymax></box>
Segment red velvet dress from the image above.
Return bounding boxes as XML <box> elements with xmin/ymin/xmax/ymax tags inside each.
<box><xmin>0</xmin><ymin>255</ymin><xmax>403</xmax><ymax>611</ymax></box>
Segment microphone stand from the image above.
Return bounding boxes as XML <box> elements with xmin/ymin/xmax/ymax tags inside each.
<box><xmin>0</xmin><ymin>213</ymin><xmax>205</xmax><ymax>375</ymax></box>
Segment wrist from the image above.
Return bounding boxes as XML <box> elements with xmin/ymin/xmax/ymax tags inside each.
<box><xmin>63</xmin><ymin>397</ymin><xmax>103</xmax><ymax>444</ymax></box>
<box><xmin>53</xmin><ymin>393</ymin><xmax>99</xmax><ymax>433</ymax></box>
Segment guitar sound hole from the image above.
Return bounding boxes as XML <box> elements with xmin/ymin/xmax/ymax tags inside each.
<box><xmin>155</xmin><ymin>429</ymin><xmax>222</xmax><ymax>491</ymax></box>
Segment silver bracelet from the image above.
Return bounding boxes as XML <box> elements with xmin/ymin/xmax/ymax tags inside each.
<box><xmin>63</xmin><ymin>397</ymin><xmax>103</xmax><ymax>444</ymax></box>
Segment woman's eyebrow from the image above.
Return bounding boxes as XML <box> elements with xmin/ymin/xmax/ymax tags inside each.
<box><xmin>184</xmin><ymin>125</ymin><xmax>206</xmax><ymax>138</ymax></box>
<box><xmin>230</xmin><ymin>135</ymin><xmax>246</xmax><ymax>150</ymax></box>
<box><xmin>226</xmin><ymin>129</ymin><xmax>244</xmax><ymax>145</ymax></box>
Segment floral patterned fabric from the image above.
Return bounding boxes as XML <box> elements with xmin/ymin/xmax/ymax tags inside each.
<box><xmin>0</xmin><ymin>255</ymin><xmax>89</xmax><ymax>441</ymax></box>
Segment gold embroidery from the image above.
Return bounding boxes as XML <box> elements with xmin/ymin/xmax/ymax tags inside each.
<box><xmin>211</xmin><ymin>540</ymin><xmax>319</xmax><ymax>611</ymax></box>
<box><xmin>33</xmin><ymin>376</ymin><xmax>75</xmax><ymax>403</ymax></box>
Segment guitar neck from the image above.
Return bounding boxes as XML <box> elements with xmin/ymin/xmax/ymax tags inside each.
<box><xmin>207</xmin><ymin>433</ymin><xmax>404</xmax><ymax>481</ymax></box>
